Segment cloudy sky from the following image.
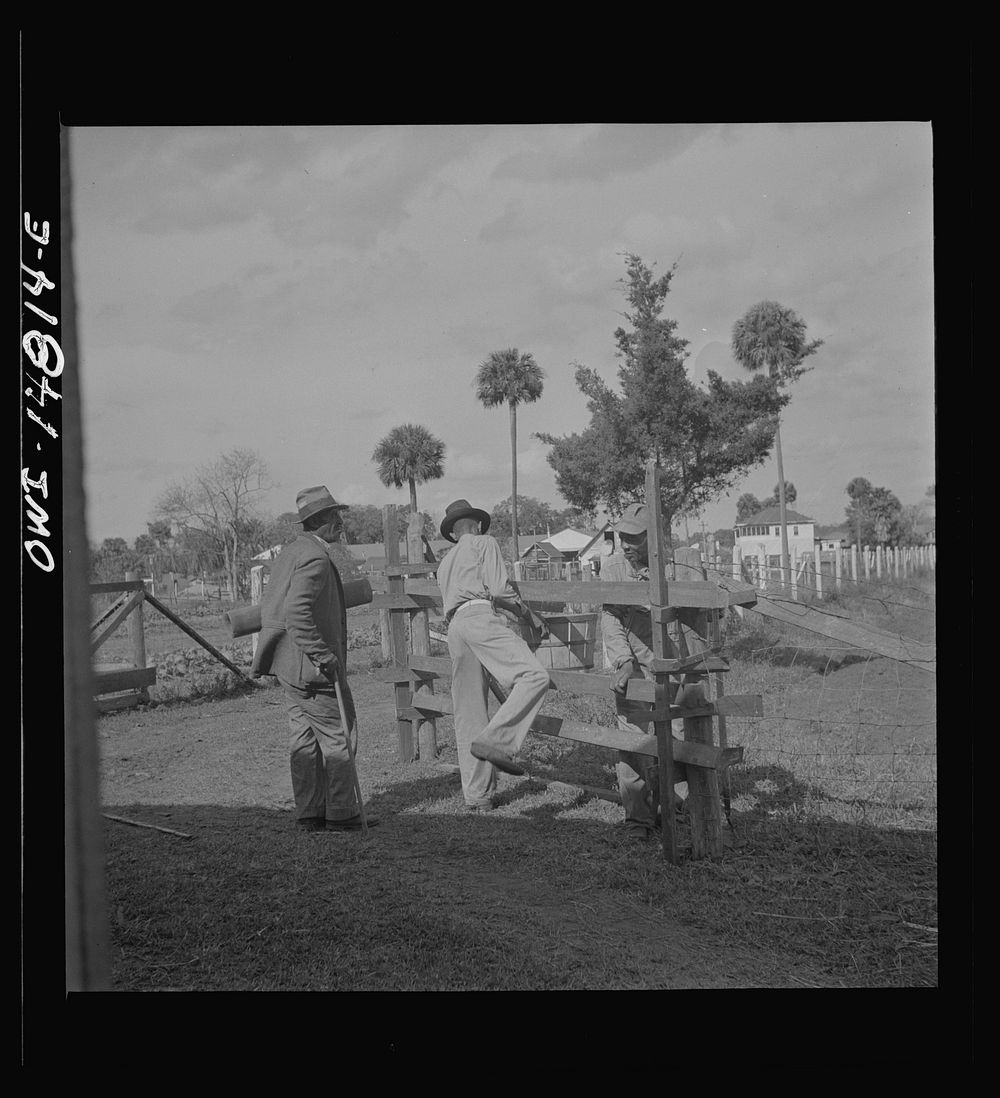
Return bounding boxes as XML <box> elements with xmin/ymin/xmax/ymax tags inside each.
<box><xmin>67</xmin><ymin>122</ymin><xmax>935</xmax><ymax>544</ymax></box>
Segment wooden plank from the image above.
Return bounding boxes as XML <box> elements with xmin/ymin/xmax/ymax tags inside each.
<box><xmin>143</xmin><ymin>592</ymin><xmax>251</xmax><ymax>680</ymax></box>
<box><xmin>90</xmin><ymin>591</ymin><xmax>129</xmax><ymax>632</ymax></box>
<box><xmin>680</xmin><ymin>680</ymin><xmax>723</xmax><ymax>859</ymax></box>
<box><xmin>384</xmin><ymin>561</ymin><xmax>440</xmax><ymax>576</ymax></box>
<box><xmin>621</xmin><ymin>684</ymin><xmax>763</xmax><ymax>718</ymax></box>
<box><xmin>522</xmin><ymin>578</ymin><xmax>728</xmax><ymax>609</ymax></box>
<box><xmin>89</xmin><ymin>590</ymin><xmax>145</xmax><ymax>655</ymax></box>
<box><xmin>408</xmin><ymin>654</ymin><xmax>453</xmax><ymax>676</ymax></box>
<box><xmin>646</xmin><ymin>461</ymin><xmax>679</xmax><ymax>865</ymax></box>
<box><xmin>370</xmin><ymin>592</ymin><xmax>443</xmax><ymax>611</ymax></box>
<box><xmin>399</xmin><ymin>577</ymin><xmax>728</xmax><ymax>609</ymax></box>
<box><xmin>529</xmin><ymin>713</ymin><xmax>738</xmax><ymax>770</ymax></box>
<box><xmin>399</xmin><ymin>694</ymin><xmax>455</xmax><ymax>718</ymax></box>
<box><xmin>88</xmin><ymin>580</ymin><xmax>146</xmax><ymax>594</ymax></box>
<box><xmin>385</xmin><ymin>505</ymin><xmax>414</xmax><ymax>762</ymax></box>
<box><xmin>125</xmin><ymin>570</ymin><xmax>147</xmax><ymax>676</ymax></box>
<box><xmin>93</xmin><ymin>666</ymin><xmax>157</xmax><ymax>695</ymax></box>
<box><xmin>103</xmin><ymin>814</ymin><xmax>193</xmax><ymax>839</ymax></box>
<box><xmin>710</xmin><ymin>572</ymin><xmax>760</xmax><ymax>607</ymax></box>
<box><xmin>408</xmin><ymin>512</ymin><xmax>439</xmax><ymax>762</ymax></box>
<box><xmin>546</xmin><ymin>668</ymin><xmax>614</xmax><ymax>698</ymax></box>
<box><xmin>372</xmin><ymin>665</ymin><xmax>440</xmax><ymax>684</ymax></box>
<box><xmin>747</xmin><ymin>593</ymin><xmax>936</xmax><ymax>673</ymax></box>
<box><xmin>95</xmin><ymin>693</ymin><xmax>149</xmax><ymax>713</ymax></box>
<box><xmin>648</xmin><ymin>653</ymin><xmax>730</xmax><ymax>674</ymax></box>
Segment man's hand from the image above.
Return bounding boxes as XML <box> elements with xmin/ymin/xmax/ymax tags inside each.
<box><xmin>317</xmin><ymin>655</ymin><xmax>340</xmax><ymax>682</ymax></box>
<box><xmin>524</xmin><ymin>607</ymin><xmax>551</xmax><ymax>642</ymax></box>
<box><xmin>611</xmin><ymin>659</ymin><xmax>635</xmax><ymax>695</ymax></box>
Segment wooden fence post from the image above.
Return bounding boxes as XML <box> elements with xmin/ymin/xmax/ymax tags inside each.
<box><xmin>813</xmin><ymin>544</ymin><xmax>823</xmax><ymax>599</ymax></box>
<box><xmin>672</xmin><ymin>546</ymin><xmax>723</xmax><ymax>861</ymax></box>
<box><xmin>250</xmin><ymin>565</ymin><xmax>264</xmax><ymax>661</ymax></box>
<box><xmin>876</xmin><ymin>544</ymin><xmax>883</xmax><ymax>579</ymax></box>
<box><xmin>124</xmin><ymin>571</ymin><xmax>150</xmax><ymax>704</ymax></box>
<box><xmin>645</xmin><ymin>462</ymin><xmax>680</xmax><ymax>865</ymax></box>
<box><xmin>790</xmin><ymin>547</ymin><xmax>799</xmax><ymax>601</ymax></box>
<box><xmin>835</xmin><ymin>545</ymin><xmax>843</xmax><ymax>592</ymax></box>
<box><xmin>384</xmin><ymin>506</ymin><xmax>415</xmax><ymax>763</ymax></box>
<box><xmin>407</xmin><ymin>511</ymin><xmax>438</xmax><ymax>761</ymax></box>
<box><xmin>851</xmin><ymin>544</ymin><xmax>858</xmax><ymax>583</ymax></box>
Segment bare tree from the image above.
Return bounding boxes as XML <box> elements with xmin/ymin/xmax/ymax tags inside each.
<box><xmin>155</xmin><ymin>448</ymin><xmax>272</xmax><ymax>601</ymax></box>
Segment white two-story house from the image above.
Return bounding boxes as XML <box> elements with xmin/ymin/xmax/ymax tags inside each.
<box><xmin>733</xmin><ymin>506</ymin><xmax>816</xmax><ymax>574</ymax></box>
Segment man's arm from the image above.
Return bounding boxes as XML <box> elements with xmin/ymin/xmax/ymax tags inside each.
<box><xmin>285</xmin><ymin>555</ymin><xmax>338</xmax><ymax>672</ymax></box>
<box><xmin>478</xmin><ymin>535</ymin><xmax>517</xmax><ymax>600</ymax></box>
<box><xmin>478</xmin><ymin>537</ymin><xmax>550</xmax><ymax>639</ymax></box>
<box><xmin>599</xmin><ymin>556</ymin><xmax>638</xmax><ymax>682</ymax></box>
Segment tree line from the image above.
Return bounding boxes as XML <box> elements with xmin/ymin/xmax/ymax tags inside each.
<box><xmin>92</xmin><ymin>252</ymin><xmax>843</xmax><ymax>595</ymax></box>
<box><xmin>88</xmin><ymin>480</ymin><xmax>595</xmax><ymax>597</ymax></box>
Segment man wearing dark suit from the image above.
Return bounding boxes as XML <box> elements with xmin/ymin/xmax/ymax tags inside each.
<box><xmin>251</xmin><ymin>485</ymin><xmax>376</xmax><ymax>832</ymax></box>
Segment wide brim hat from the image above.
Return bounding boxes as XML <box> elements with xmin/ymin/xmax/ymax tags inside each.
<box><xmin>295</xmin><ymin>485</ymin><xmax>350</xmax><ymax>524</ymax></box>
<box><xmin>617</xmin><ymin>502</ymin><xmax>649</xmax><ymax>536</ymax></box>
<box><xmin>440</xmin><ymin>499</ymin><xmax>491</xmax><ymax>543</ymax></box>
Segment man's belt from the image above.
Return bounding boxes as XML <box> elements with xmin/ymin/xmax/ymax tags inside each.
<box><xmin>447</xmin><ymin>598</ymin><xmax>492</xmax><ymax>621</ymax></box>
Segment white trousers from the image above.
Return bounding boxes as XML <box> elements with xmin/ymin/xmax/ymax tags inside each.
<box><xmin>447</xmin><ymin>604</ymin><xmax>550</xmax><ymax>806</ymax></box>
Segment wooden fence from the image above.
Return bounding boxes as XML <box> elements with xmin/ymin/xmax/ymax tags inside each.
<box><xmin>732</xmin><ymin>542</ymin><xmax>936</xmax><ymax>597</ymax></box>
<box><xmin>369</xmin><ymin>462</ymin><xmax>762</xmax><ymax>864</ymax></box>
<box><xmin>89</xmin><ymin>571</ymin><xmax>249</xmax><ymax>711</ymax></box>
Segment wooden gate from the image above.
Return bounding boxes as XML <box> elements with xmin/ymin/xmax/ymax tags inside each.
<box><xmin>371</xmin><ymin>462</ymin><xmax>762</xmax><ymax>863</ymax></box>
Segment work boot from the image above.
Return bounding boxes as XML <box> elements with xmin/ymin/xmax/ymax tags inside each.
<box><xmin>470</xmin><ymin>740</ymin><xmax>524</xmax><ymax>776</ymax></box>
<box><xmin>295</xmin><ymin>817</ymin><xmax>326</xmax><ymax>832</ymax></box>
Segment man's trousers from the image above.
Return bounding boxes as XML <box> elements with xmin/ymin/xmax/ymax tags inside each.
<box><xmin>280</xmin><ymin>679</ymin><xmax>358</xmax><ymax>822</ymax></box>
<box><xmin>447</xmin><ymin>604</ymin><xmax>550</xmax><ymax>807</ymax></box>
<box><xmin>615</xmin><ymin>665</ymin><xmax>688</xmax><ymax>833</ymax></box>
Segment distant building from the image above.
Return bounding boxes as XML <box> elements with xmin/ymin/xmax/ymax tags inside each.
<box><xmin>250</xmin><ymin>544</ymin><xmax>285</xmax><ymax>562</ymax></box>
<box><xmin>517</xmin><ymin>524</ymin><xmax>615</xmax><ymax>577</ymax></box>
<box><xmin>734</xmin><ymin>506</ymin><xmax>816</xmax><ymax>571</ymax></box>
<box><xmin>518</xmin><ymin>539</ymin><xmax>565</xmax><ymax>580</ymax></box>
<box><xmin>816</xmin><ymin>527</ymin><xmax>849</xmax><ymax>551</ymax></box>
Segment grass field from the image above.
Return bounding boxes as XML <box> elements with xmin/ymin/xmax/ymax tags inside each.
<box><xmin>92</xmin><ymin>572</ymin><xmax>937</xmax><ymax>989</ymax></box>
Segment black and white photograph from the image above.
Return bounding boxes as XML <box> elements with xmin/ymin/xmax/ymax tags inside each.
<box><xmin>23</xmin><ymin>49</ymin><xmax>960</xmax><ymax>1041</ymax></box>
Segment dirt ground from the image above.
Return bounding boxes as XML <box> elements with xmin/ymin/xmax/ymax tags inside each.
<box><xmin>98</xmin><ymin>664</ymin><xmax>840</xmax><ymax>990</ymax></box>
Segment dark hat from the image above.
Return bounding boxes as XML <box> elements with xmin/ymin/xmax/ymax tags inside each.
<box><xmin>440</xmin><ymin>499</ymin><xmax>491</xmax><ymax>543</ymax></box>
<box><xmin>295</xmin><ymin>485</ymin><xmax>349</xmax><ymax>523</ymax></box>
<box><xmin>617</xmin><ymin>502</ymin><xmax>649</xmax><ymax>536</ymax></box>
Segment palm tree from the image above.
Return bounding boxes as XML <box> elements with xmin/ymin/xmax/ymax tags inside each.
<box><xmin>731</xmin><ymin>301</ymin><xmax>823</xmax><ymax>589</ymax></box>
<box><xmin>372</xmin><ymin>423</ymin><xmax>446</xmax><ymax>515</ymax></box>
<box><xmin>846</xmin><ymin>476</ymin><xmax>873</xmax><ymax>550</ymax></box>
<box><xmin>474</xmin><ymin>348</ymin><xmax>545</xmax><ymax>558</ymax></box>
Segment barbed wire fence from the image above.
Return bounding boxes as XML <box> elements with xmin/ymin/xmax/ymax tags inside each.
<box><xmin>706</xmin><ymin>560</ymin><xmax>936</xmax><ymax>841</ymax></box>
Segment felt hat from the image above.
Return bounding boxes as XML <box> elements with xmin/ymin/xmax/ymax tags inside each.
<box><xmin>617</xmin><ymin>502</ymin><xmax>649</xmax><ymax>536</ymax></box>
<box><xmin>295</xmin><ymin>485</ymin><xmax>349</xmax><ymax>523</ymax></box>
<box><xmin>440</xmin><ymin>498</ymin><xmax>491</xmax><ymax>543</ymax></box>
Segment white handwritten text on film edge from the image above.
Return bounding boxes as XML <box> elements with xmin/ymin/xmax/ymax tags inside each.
<box><xmin>22</xmin><ymin>211</ymin><xmax>59</xmax><ymax>573</ymax></box>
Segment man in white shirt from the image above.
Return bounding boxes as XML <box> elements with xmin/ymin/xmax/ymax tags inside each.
<box><xmin>436</xmin><ymin>499</ymin><xmax>551</xmax><ymax>811</ymax></box>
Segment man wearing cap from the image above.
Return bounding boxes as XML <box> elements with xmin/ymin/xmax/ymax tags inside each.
<box><xmin>600</xmin><ymin>502</ymin><xmax>688</xmax><ymax>841</ymax></box>
<box><xmin>252</xmin><ymin>486</ymin><xmax>375</xmax><ymax>832</ymax></box>
<box><xmin>436</xmin><ymin>499</ymin><xmax>552</xmax><ymax>810</ymax></box>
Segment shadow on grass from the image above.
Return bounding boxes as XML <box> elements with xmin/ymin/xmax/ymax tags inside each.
<box><xmin>727</xmin><ymin>635</ymin><xmax>872</xmax><ymax>675</ymax></box>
